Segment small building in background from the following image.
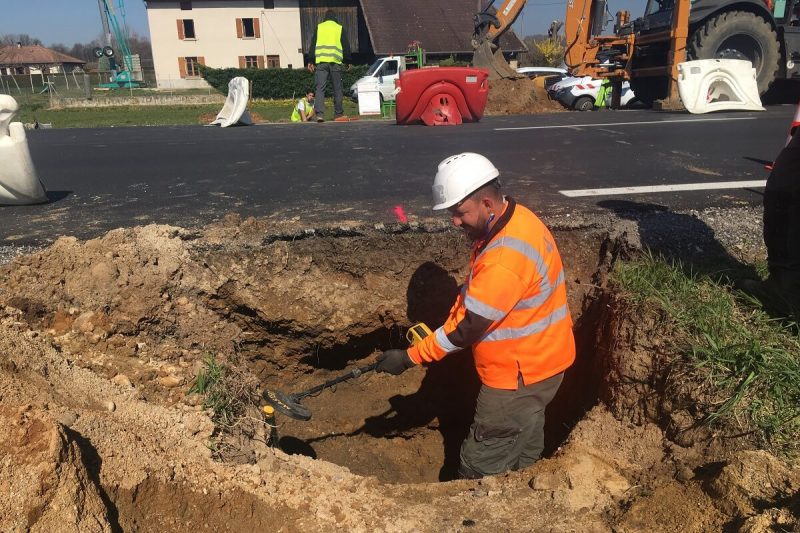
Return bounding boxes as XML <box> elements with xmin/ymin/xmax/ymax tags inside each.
<box><xmin>0</xmin><ymin>44</ymin><xmax>86</xmax><ymax>76</ymax></box>
<box><xmin>144</xmin><ymin>0</ymin><xmax>305</xmax><ymax>88</ymax></box>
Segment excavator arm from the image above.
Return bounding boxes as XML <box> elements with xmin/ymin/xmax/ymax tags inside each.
<box><xmin>472</xmin><ymin>0</ymin><xmax>527</xmax><ymax>79</ymax></box>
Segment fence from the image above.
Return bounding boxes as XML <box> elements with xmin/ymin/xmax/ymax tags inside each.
<box><xmin>0</xmin><ymin>67</ymin><xmax>220</xmax><ymax>109</ymax></box>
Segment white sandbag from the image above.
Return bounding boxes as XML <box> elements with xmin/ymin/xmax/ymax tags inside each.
<box><xmin>210</xmin><ymin>76</ymin><xmax>253</xmax><ymax>127</ymax></box>
<box><xmin>0</xmin><ymin>95</ymin><xmax>47</xmax><ymax>205</ymax></box>
<box><xmin>678</xmin><ymin>59</ymin><xmax>764</xmax><ymax>114</ymax></box>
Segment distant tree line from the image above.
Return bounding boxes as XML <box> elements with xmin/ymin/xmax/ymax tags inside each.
<box><xmin>0</xmin><ymin>32</ymin><xmax>152</xmax><ymax>63</ymax></box>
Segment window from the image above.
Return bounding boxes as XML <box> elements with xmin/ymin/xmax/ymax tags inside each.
<box><xmin>186</xmin><ymin>56</ymin><xmax>199</xmax><ymax>77</ymax></box>
<box><xmin>380</xmin><ymin>60</ymin><xmax>399</xmax><ymax>77</ymax></box>
<box><xmin>180</xmin><ymin>56</ymin><xmax>203</xmax><ymax>78</ymax></box>
<box><xmin>177</xmin><ymin>19</ymin><xmax>195</xmax><ymax>39</ymax></box>
<box><xmin>263</xmin><ymin>0</ymin><xmax>274</xmax><ymax>8</ymax></box>
<box><xmin>242</xmin><ymin>18</ymin><xmax>255</xmax><ymax>38</ymax></box>
<box><xmin>239</xmin><ymin>56</ymin><xmax>264</xmax><ymax>68</ymax></box>
<box><xmin>236</xmin><ymin>17</ymin><xmax>260</xmax><ymax>39</ymax></box>
<box><xmin>180</xmin><ymin>1</ymin><xmax>192</xmax><ymax>10</ymax></box>
<box><xmin>266</xmin><ymin>55</ymin><xmax>280</xmax><ymax>68</ymax></box>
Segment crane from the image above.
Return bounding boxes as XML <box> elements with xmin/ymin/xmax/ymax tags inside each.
<box><xmin>94</xmin><ymin>0</ymin><xmax>142</xmax><ymax>88</ymax></box>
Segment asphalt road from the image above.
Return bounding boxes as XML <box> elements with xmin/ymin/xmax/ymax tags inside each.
<box><xmin>2</xmin><ymin>106</ymin><xmax>795</xmax><ymax>245</ymax></box>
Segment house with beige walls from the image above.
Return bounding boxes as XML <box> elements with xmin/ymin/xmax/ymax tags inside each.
<box><xmin>144</xmin><ymin>0</ymin><xmax>305</xmax><ymax>88</ymax></box>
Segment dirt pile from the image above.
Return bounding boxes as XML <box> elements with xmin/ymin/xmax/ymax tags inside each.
<box><xmin>485</xmin><ymin>77</ymin><xmax>563</xmax><ymax>115</ymax></box>
<box><xmin>0</xmin><ymin>219</ymin><xmax>798</xmax><ymax>531</ymax></box>
<box><xmin>0</xmin><ymin>407</ymin><xmax>110</xmax><ymax>532</ymax></box>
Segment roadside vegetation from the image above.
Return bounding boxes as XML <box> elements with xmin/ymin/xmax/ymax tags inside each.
<box><xmin>614</xmin><ymin>254</ymin><xmax>800</xmax><ymax>457</ymax></box>
<box><xmin>14</xmin><ymin>98</ymin><xmax>369</xmax><ymax>128</ymax></box>
<box><xmin>188</xmin><ymin>354</ymin><xmax>259</xmax><ymax>429</ymax></box>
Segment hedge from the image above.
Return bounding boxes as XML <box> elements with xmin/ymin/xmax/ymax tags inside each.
<box><xmin>200</xmin><ymin>65</ymin><xmax>369</xmax><ymax>99</ymax></box>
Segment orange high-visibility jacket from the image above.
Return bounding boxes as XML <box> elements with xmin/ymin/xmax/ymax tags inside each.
<box><xmin>408</xmin><ymin>198</ymin><xmax>575</xmax><ymax>389</ymax></box>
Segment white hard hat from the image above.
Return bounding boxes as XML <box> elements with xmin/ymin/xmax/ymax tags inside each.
<box><xmin>431</xmin><ymin>153</ymin><xmax>500</xmax><ymax>210</ymax></box>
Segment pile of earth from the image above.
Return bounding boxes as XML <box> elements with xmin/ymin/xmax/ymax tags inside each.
<box><xmin>0</xmin><ymin>216</ymin><xmax>797</xmax><ymax>532</ymax></box>
<box><xmin>485</xmin><ymin>77</ymin><xmax>563</xmax><ymax>115</ymax></box>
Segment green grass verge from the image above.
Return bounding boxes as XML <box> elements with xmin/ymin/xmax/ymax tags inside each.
<box><xmin>614</xmin><ymin>254</ymin><xmax>800</xmax><ymax>457</ymax></box>
<box><xmin>14</xmin><ymin>98</ymin><xmax>377</xmax><ymax>128</ymax></box>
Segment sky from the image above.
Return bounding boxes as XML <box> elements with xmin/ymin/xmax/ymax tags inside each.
<box><xmin>0</xmin><ymin>0</ymin><xmax>644</xmax><ymax>47</ymax></box>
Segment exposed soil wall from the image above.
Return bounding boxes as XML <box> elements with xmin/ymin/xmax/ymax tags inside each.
<box><xmin>1</xmin><ymin>220</ymin><xmax>797</xmax><ymax>532</ymax></box>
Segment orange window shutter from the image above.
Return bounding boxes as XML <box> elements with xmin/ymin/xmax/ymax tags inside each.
<box><xmin>177</xmin><ymin>19</ymin><xmax>185</xmax><ymax>40</ymax></box>
<box><xmin>257</xmin><ymin>56</ymin><xmax>265</xmax><ymax>68</ymax></box>
<box><xmin>253</xmin><ymin>18</ymin><xmax>261</xmax><ymax>38</ymax></box>
<box><xmin>178</xmin><ymin>57</ymin><xmax>187</xmax><ymax>78</ymax></box>
<box><xmin>198</xmin><ymin>56</ymin><xmax>205</xmax><ymax>66</ymax></box>
<box><xmin>239</xmin><ymin>56</ymin><xmax>246</xmax><ymax>68</ymax></box>
<box><xmin>236</xmin><ymin>18</ymin><xmax>243</xmax><ymax>38</ymax></box>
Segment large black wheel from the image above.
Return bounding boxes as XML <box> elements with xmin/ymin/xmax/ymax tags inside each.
<box><xmin>688</xmin><ymin>10</ymin><xmax>780</xmax><ymax>94</ymax></box>
<box><xmin>629</xmin><ymin>77</ymin><xmax>669</xmax><ymax>107</ymax></box>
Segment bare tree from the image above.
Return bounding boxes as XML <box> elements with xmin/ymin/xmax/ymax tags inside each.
<box><xmin>0</xmin><ymin>34</ymin><xmax>43</xmax><ymax>46</ymax></box>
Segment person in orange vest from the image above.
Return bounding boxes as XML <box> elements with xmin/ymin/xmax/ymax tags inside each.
<box><xmin>376</xmin><ymin>153</ymin><xmax>576</xmax><ymax>478</ymax></box>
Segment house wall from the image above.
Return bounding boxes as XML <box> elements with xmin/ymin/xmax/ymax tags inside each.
<box><xmin>146</xmin><ymin>0</ymin><xmax>304</xmax><ymax>89</ymax></box>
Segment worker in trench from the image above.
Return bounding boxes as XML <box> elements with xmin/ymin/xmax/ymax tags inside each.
<box><xmin>376</xmin><ymin>153</ymin><xmax>576</xmax><ymax>479</ymax></box>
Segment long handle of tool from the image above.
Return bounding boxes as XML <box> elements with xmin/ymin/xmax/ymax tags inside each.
<box><xmin>294</xmin><ymin>362</ymin><xmax>378</xmax><ymax>400</ymax></box>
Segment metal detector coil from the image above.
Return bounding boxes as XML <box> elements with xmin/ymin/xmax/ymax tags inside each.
<box><xmin>262</xmin><ymin>323</ymin><xmax>431</xmax><ymax>421</ymax></box>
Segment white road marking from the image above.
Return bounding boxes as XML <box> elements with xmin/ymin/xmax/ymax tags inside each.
<box><xmin>560</xmin><ymin>180</ymin><xmax>767</xmax><ymax>197</ymax></box>
<box><xmin>495</xmin><ymin>116</ymin><xmax>758</xmax><ymax>131</ymax></box>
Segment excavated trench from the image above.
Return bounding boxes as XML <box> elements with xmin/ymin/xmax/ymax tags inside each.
<box><xmin>3</xmin><ymin>220</ymin><xmax>796</xmax><ymax>531</ymax></box>
<box><xmin>193</xmin><ymin>226</ymin><xmax>611</xmax><ymax>484</ymax></box>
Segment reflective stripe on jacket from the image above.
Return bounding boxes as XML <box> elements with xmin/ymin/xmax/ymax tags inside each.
<box><xmin>314</xmin><ymin>20</ymin><xmax>343</xmax><ymax>64</ymax></box>
<box><xmin>408</xmin><ymin>199</ymin><xmax>576</xmax><ymax>389</ymax></box>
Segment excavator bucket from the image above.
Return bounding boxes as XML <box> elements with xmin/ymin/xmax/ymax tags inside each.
<box><xmin>472</xmin><ymin>40</ymin><xmax>521</xmax><ymax>80</ymax></box>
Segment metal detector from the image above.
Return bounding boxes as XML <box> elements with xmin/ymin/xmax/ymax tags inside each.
<box><xmin>262</xmin><ymin>362</ymin><xmax>378</xmax><ymax>421</ymax></box>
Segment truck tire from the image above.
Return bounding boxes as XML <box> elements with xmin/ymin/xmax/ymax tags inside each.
<box><xmin>629</xmin><ymin>77</ymin><xmax>669</xmax><ymax>107</ymax></box>
<box><xmin>688</xmin><ymin>10</ymin><xmax>780</xmax><ymax>94</ymax></box>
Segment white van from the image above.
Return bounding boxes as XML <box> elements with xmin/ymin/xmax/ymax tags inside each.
<box><xmin>349</xmin><ymin>56</ymin><xmax>406</xmax><ymax>102</ymax></box>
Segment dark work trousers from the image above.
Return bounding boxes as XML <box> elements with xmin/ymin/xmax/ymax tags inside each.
<box><xmin>314</xmin><ymin>62</ymin><xmax>344</xmax><ymax>118</ymax></box>
<box><xmin>459</xmin><ymin>372</ymin><xmax>563</xmax><ymax>479</ymax></box>
<box><xmin>763</xmin><ymin>130</ymin><xmax>800</xmax><ymax>295</ymax></box>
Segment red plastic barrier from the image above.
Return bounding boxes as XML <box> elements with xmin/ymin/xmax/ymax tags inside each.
<box><xmin>395</xmin><ymin>67</ymin><xmax>489</xmax><ymax>126</ymax></box>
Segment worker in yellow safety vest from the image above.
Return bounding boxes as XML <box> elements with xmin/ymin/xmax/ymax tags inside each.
<box><xmin>307</xmin><ymin>10</ymin><xmax>351</xmax><ymax>122</ymax></box>
<box><xmin>291</xmin><ymin>91</ymin><xmax>315</xmax><ymax>122</ymax></box>
<box><xmin>376</xmin><ymin>153</ymin><xmax>576</xmax><ymax>479</ymax></box>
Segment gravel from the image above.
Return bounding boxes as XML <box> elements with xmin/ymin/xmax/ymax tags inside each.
<box><xmin>0</xmin><ymin>245</ymin><xmax>44</xmax><ymax>267</ymax></box>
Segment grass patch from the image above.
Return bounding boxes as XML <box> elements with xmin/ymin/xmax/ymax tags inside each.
<box><xmin>14</xmin><ymin>98</ymin><xmax>375</xmax><ymax>128</ymax></box>
<box><xmin>614</xmin><ymin>253</ymin><xmax>800</xmax><ymax>457</ymax></box>
<box><xmin>188</xmin><ymin>354</ymin><xmax>256</xmax><ymax>429</ymax></box>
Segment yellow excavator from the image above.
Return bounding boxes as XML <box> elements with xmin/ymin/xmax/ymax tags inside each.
<box><xmin>474</xmin><ymin>0</ymin><xmax>799</xmax><ymax>104</ymax></box>
<box><xmin>472</xmin><ymin>0</ymin><xmax>528</xmax><ymax>79</ymax></box>
<box><xmin>565</xmin><ymin>0</ymin><xmax>799</xmax><ymax>106</ymax></box>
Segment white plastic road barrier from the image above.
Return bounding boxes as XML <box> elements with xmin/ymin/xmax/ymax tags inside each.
<box><xmin>210</xmin><ymin>76</ymin><xmax>253</xmax><ymax>127</ymax></box>
<box><xmin>678</xmin><ymin>59</ymin><xmax>764</xmax><ymax>114</ymax></box>
<box><xmin>0</xmin><ymin>95</ymin><xmax>47</xmax><ymax>205</ymax></box>
<box><xmin>357</xmin><ymin>79</ymin><xmax>381</xmax><ymax>116</ymax></box>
